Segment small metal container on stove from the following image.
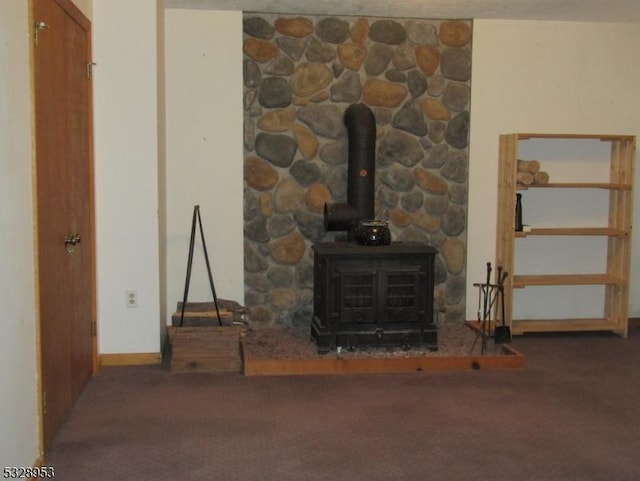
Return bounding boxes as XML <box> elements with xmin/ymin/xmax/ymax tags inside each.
<box><xmin>353</xmin><ymin>220</ymin><xmax>391</xmax><ymax>246</ymax></box>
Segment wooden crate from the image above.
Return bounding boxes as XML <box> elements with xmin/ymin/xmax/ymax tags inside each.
<box><xmin>167</xmin><ymin>325</ymin><xmax>244</xmax><ymax>373</ymax></box>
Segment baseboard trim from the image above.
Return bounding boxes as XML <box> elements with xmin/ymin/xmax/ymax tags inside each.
<box><xmin>100</xmin><ymin>352</ymin><xmax>162</xmax><ymax>366</ymax></box>
<box><xmin>629</xmin><ymin>317</ymin><xmax>640</xmax><ymax>328</ymax></box>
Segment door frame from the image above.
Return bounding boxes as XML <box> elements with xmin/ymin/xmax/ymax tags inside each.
<box><xmin>30</xmin><ymin>0</ymin><xmax>98</xmax><ymax>455</ymax></box>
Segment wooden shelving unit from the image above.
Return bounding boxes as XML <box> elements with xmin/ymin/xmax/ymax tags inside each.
<box><xmin>496</xmin><ymin>133</ymin><xmax>635</xmax><ymax>336</ymax></box>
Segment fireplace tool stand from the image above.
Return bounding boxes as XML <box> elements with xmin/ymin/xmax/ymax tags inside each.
<box><xmin>178</xmin><ymin>205</ymin><xmax>222</xmax><ymax>327</ymax></box>
<box><xmin>471</xmin><ymin>263</ymin><xmax>510</xmax><ymax>354</ymax></box>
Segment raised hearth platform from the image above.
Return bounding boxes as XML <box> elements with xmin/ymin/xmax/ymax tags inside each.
<box><xmin>242</xmin><ymin>322</ymin><xmax>525</xmax><ymax>376</ymax></box>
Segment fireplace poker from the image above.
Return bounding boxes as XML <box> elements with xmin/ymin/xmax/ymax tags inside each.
<box><xmin>470</xmin><ymin>262</ymin><xmax>492</xmax><ymax>355</ymax></box>
<box><xmin>481</xmin><ymin>262</ymin><xmax>492</xmax><ymax>354</ymax></box>
<box><xmin>494</xmin><ymin>268</ymin><xmax>512</xmax><ymax>343</ymax></box>
<box><xmin>494</xmin><ymin>266</ymin><xmax>503</xmax><ymax>319</ymax></box>
<box><xmin>471</xmin><ymin>282</ymin><xmax>482</xmax><ymax>354</ymax></box>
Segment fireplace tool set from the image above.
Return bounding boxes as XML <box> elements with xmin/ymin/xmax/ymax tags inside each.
<box><xmin>472</xmin><ymin>262</ymin><xmax>511</xmax><ymax>354</ymax></box>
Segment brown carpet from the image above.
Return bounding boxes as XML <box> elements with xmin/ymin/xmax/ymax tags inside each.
<box><xmin>44</xmin><ymin>326</ymin><xmax>640</xmax><ymax>481</ymax></box>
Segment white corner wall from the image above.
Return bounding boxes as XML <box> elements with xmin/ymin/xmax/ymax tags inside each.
<box><xmin>468</xmin><ymin>20</ymin><xmax>640</xmax><ymax>320</ymax></box>
<box><xmin>93</xmin><ymin>0</ymin><xmax>161</xmax><ymax>353</ymax></box>
<box><xmin>0</xmin><ymin>1</ymin><xmax>39</xmax><ymax>467</ymax></box>
<box><xmin>70</xmin><ymin>0</ymin><xmax>92</xmax><ymax>19</ymax></box>
<box><xmin>164</xmin><ymin>9</ymin><xmax>244</xmax><ymax>321</ymax></box>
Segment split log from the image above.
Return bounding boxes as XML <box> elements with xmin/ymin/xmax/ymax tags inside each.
<box><xmin>516</xmin><ymin>171</ymin><xmax>534</xmax><ymax>185</ymax></box>
<box><xmin>533</xmin><ymin>171</ymin><xmax>549</xmax><ymax>185</ymax></box>
<box><xmin>172</xmin><ymin>300</ymin><xmax>249</xmax><ymax>327</ymax></box>
<box><xmin>517</xmin><ymin>159</ymin><xmax>540</xmax><ymax>173</ymax></box>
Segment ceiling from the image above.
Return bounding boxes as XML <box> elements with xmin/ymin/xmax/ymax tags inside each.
<box><xmin>164</xmin><ymin>0</ymin><xmax>640</xmax><ymax>23</ymax></box>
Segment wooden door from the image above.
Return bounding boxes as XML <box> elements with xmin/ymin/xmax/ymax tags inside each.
<box><xmin>33</xmin><ymin>0</ymin><xmax>96</xmax><ymax>451</ymax></box>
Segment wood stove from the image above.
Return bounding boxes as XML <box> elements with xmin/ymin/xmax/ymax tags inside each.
<box><xmin>311</xmin><ymin>241</ymin><xmax>438</xmax><ymax>353</ymax></box>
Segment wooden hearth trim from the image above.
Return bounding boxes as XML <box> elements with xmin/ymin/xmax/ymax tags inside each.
<box><xmin>242</xmin><ymin>338</ymin><xmax>524</xmax><ymax>377</ymax></box>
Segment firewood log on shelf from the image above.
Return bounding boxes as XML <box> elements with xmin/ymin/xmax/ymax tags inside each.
<box><xmin>517</xmin><ymin>159</ymin><xmax>540</xmax><ymax>173</ymax></box>
<box><xmin>516</xmin><ymin>171</ymin><xmax>534</xmax><ymax>185</ymax></box>
<box><xmin>533</xmin><ymin>171</ymin><xmax>550</xmax><ymax>185</ymax></box>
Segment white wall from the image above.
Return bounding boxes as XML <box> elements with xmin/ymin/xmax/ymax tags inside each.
<box><xmin>157</xmin><ymin>0</ymin><xmax>168</xmax><ymax>332</ymax></box>
<box><xmin>164</xmin><ymin>9</ymin><xmax>244</xmax><ymax>321</ymax></box>
<box><xmin>93</xmin><ymin>0</ymin><xmax>162</xmax><ymax>353</ymax></box>
<box><xmin>0</xmin><ymin>0</ymin><xmax>40</xmax><ymax>468</ymax></box>
<box><xmin>71</xmin><ymin>0</ymin><xmax>92</xmax><ymax>19</ymax></box>
<box><xmin>468</xmin><ymin>20</ymin><xmax>640</xmax><ymax>320</ymax></box>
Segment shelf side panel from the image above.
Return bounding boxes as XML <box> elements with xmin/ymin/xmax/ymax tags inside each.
<box><xmin>496</xmin><ymin>134</ymin><xmax>518</xmax><ymax>329</ymax></box>
<box><xmin>604</xmin><ymin>137</ymin><xmax>635</xmax><ymax>337</ymax></box>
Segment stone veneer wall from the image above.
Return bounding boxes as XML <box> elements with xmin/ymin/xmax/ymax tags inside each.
<box><xmin>243</xmin><ymin>14</ymin><xmax>471</xmax><ymax>327</ymax></box>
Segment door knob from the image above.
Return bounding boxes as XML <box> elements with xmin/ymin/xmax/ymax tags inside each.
<box><xmin>64</xmin><ymin>233</ymin><xmax>81</xmax><ymax>253</ymax></box>
<box><xmin>34</xmin><ymin>21</ymin><xmax>50</xmax><ymax>47</ymax></box>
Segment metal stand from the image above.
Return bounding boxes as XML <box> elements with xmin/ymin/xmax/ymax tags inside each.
<box><xmin>178</xmin><ymin>205</ymin><xmax>222</xmax><ymax>327</ymax></box>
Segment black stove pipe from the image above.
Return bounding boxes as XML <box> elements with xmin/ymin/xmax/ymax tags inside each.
<box><xmin>324</xmin><ymin>103</ymin><xmax>376</xmax><ymax>232</ymax></box>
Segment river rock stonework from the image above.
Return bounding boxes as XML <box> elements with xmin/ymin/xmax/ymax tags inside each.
<box><xmin>244</xmin><ymin>14</ymin><xmax>471</xmax><ymax>327</ymax></box>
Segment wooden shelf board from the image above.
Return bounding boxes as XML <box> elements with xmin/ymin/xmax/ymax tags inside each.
<box><xmin>515</xmin><ymin>227</ymin><xmax>628</xmax><ymax>237</ymax></box>
<box><xmin>517</xmin><ymin>182</ymin><xmax>632</xmax><ymax>190</ymax></box>
<box><xmin>511</xmin><ymin>318</ymin><xmax>626</xmax><ymax>335</ymax></box>
<box><xmin>515</xmin><ymin>133</ymin><xmax>634</xmax><ymax>142</ymax></box>
<box><xmin>513</xmin><ymin>274</ymin><xmax>625</xmax><ymax>288</ymax></box>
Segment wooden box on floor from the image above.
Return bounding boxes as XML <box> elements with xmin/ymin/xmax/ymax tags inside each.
<box><xmin>167</xmin><ymin>325</ymin><xmax>244</xmax><ymax>373</ymax></box>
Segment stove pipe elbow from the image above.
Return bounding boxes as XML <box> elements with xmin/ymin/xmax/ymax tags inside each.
<box><xmin>324</xmin><ymin>103</ymin><xmax>376</xmax><ymax>232</ymax></box>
